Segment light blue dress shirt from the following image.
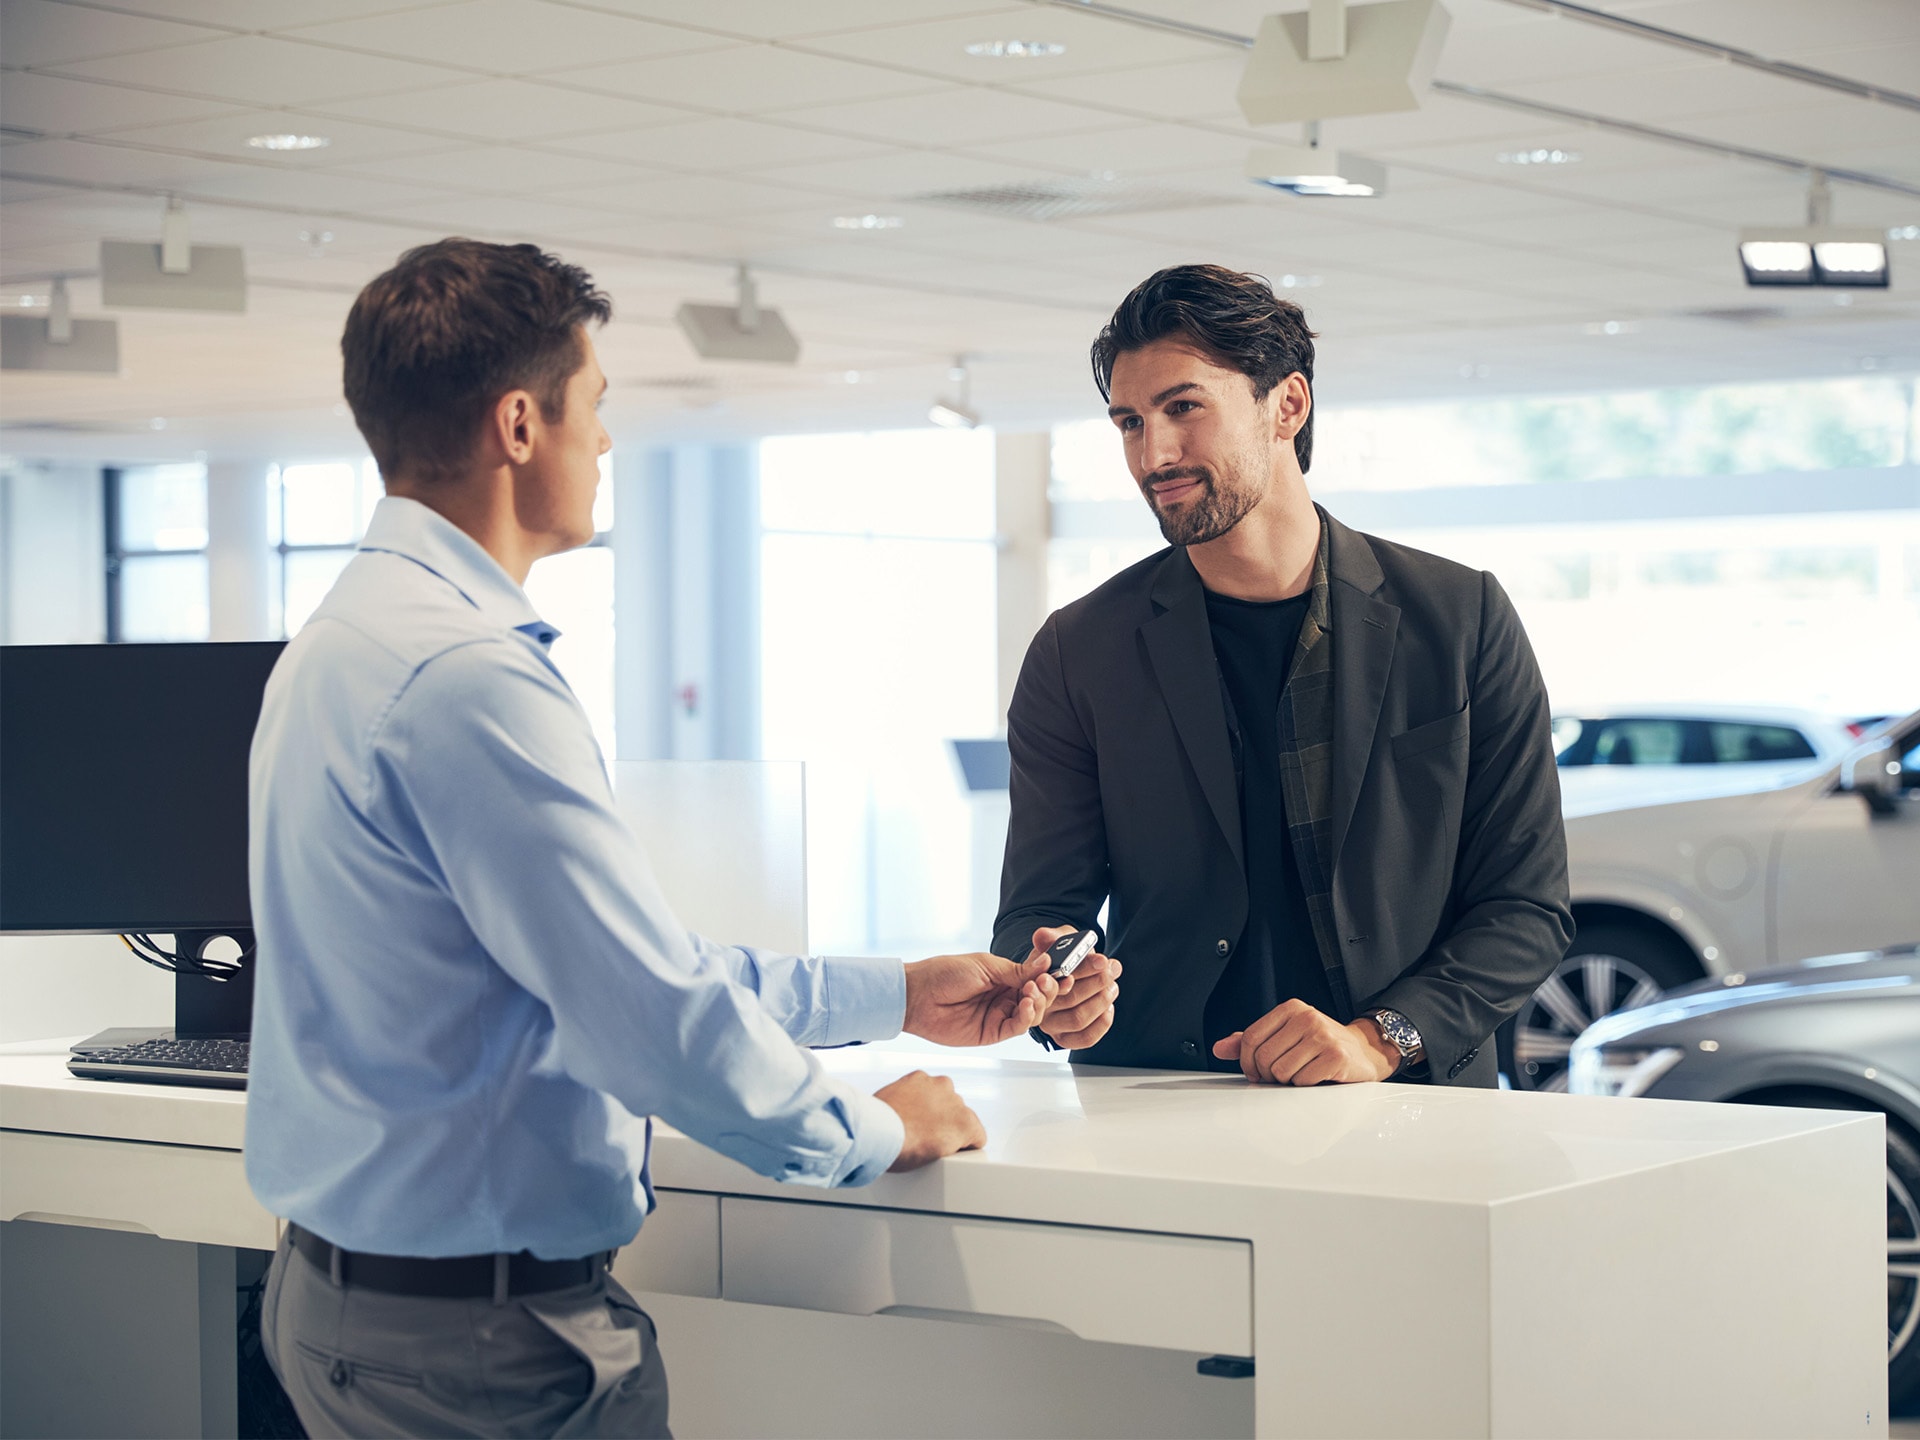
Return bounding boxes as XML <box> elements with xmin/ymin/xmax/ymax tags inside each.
<box><xmin>246</xmin><ymin>496</ymin><xmax>907</xmax><ymax>1259</ymax></box>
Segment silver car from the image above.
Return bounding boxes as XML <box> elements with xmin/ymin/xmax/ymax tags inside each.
<box><xmin>1568</xmin><ymin>945</ymin><xmax>1920</xmax><ymax>1410</ymax></box>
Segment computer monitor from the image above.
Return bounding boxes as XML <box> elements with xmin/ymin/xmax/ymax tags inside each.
<box><xmin>0</xmin><ymin>641</ymin><xmax>285</xmax><ymax>1035</ymax></box>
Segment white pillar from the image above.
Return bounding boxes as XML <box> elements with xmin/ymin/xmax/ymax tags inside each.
<box><xmin>994</xmin><ymin>431</ymin><xmax>1052</xmax><ymax>727</ymax></box>
<box><xmin>205</xmin><ymin>460</ymin><xmax>273</xmax><ymax>640</ymax></box>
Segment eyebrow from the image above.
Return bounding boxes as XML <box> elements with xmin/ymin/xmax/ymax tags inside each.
<box><xmin>1107</xmin><ymin>381</ymin><xmax>1203</xmax><ymax>418</ymax></box>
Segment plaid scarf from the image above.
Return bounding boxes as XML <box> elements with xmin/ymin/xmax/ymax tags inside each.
<box><xmin>1274</xmin><ymin>510</ymin><xmax>1351</xmax><ymax>1017</ymax></box>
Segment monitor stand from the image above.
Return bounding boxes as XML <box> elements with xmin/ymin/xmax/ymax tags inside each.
<box><xmin>68</xmin><ymin>930</ymin><xmax>255</xmax><ymax>1078</ymax></box>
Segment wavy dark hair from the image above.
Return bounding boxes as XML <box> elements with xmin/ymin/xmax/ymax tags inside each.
<box><xmin>343</xmin><ymin>238</ymin><xmax>611</xmax><ymax>484</ymax></box>
<box><xmin>1091</xmin><ymin>264</ymin><xmax>1318</xmax><ymax>471</ymax></box>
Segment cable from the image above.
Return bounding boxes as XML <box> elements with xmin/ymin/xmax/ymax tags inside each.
<box><xmin>119</xmin><ymin>932</ymin><xmax>250</xmax><ymax>981</ymax></box>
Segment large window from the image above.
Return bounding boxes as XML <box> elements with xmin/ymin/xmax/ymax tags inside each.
<box><xmin>270</xmin><ymin>460</ymin><xmax>382</xmax><ymax>637</ymax></box>
<box><xmin>106</xmin><ymin>465</ymin><xmax>209</xmax><ymax>642</ymax></box>
<box><xmin>1047</xmin><ymin>373</ymin><xmax>1920</xmax><ymax>720</ymax></box>
<box><xmin>758</xmin><ymin>429</ymin><xmax>999</xmax><ymax>961</ymax></box>
<box><xmin>270</xmin><ymin>459</ymin><xmax>617</xmax><ymax>756</ymax></box>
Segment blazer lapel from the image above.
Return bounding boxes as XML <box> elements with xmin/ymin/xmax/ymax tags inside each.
<box><xmin>1325</xmin><ymin>516</ymin><xmax>1399</xmax><ymax>872</ymax></box>
<box><xmin>1141</xmin><ymin>550</ymin><xmax>1243</xmax><ymax>870</ymax></box>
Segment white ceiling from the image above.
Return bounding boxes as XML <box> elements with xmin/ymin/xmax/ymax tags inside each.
<box><xmin>2</xmin><ymin>0</ymin><xmax>1918</xmax><ymax>461</ymax></box>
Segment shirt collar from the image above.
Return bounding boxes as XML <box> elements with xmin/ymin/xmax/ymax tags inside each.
<box><xmin>358</xmin><ymin>495</ymin><xmax>561</xmax><ymax>648</ymax></box>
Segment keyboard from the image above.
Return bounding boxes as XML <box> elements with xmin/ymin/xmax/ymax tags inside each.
<box><xmin>68</xmin><ymin>1033</ymin><xmax>250</xmax><ymax>1089</ymax></box>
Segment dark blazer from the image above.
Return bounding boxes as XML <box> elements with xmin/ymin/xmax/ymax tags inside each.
<box><xmin>992</xmin><ymin>511</ymin><xmax>1573</xmax><ymax>1087</ymax></box>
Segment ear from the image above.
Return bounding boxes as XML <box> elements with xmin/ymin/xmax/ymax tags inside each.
<box><xmin>488</xmin><ymin>389</ymin><xmax>539</xmax><ymax>468</ymax></box>
<box><xmin>1271</xmin><ymin>372</ymin><xmax>1310</xmax><ymax>447</ymax></box>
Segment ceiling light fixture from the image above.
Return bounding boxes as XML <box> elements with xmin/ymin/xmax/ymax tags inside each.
<box><xmin>0</xmin><ymin>276</ymin><xmax>121</xmax><ymax>374</ymax></box>
<box><xmin>1238</xmin><ymin>0</ymin><xmax>1450</xmax><ymax>126</ymax></box>
<box><xmin>248</xmin><ymin>133</ymin><xmax>330</xmax><ymax>151</ymax></box>
<box><xmin>1277</xmin><ymin>274</ymin><xmax>1323</xmax><ymax>288</ymax></box>
<box><xmin>101</xmin><ymin>198</ymin><xmax>248</xmax><ymax>313</ymax></box>
<box><xmin>1888</xmin><ymin>224</ymin><xmax>1920</xmax><ymax>241</ymax></box>
<box><xmin>832</xmin><ymin>214</ymin><xmax>903</xmax><ymax>230</ymax></box>
<box><xmin>929</xmin><ymin>357</ymin><xmax>979</xmax><ymax>429</ymax></box>
<box><xmin>1739</xmin><ymin>171</ymin><xmax>1889</xmax><ymax>288</ymax></box>
<box><xmin>1497</xmin><ymin>148</ymin><xmax>1579</xmax><ymax>165</ymax></box>
<box><xmin>1247</xmin><ymin>132</ymin><xmax>1385</xmax><ymax>197</ymax></box>
<box><xmin>965</xmin><ymin>40</ymin><xmax>1066</xmax><ymax>57</ymax></box>
<box><xmin>674</xmin><ymin>264</ymin><xmax>801</xmax><ymax>364</ymax></box>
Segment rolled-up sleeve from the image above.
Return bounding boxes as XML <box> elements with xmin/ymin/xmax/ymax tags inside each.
<box><xmin>373</xmin><ymin>638</ymin><xmax>904</xmax><ymax>1186</ymax></box>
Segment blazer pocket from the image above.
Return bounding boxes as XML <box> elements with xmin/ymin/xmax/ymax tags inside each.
<box><xmin>1390</xmin><ymin>705</ymin><xmax>1470</xmax><ymax>761</ymax></box>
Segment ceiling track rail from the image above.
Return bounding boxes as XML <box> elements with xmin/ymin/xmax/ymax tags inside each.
<box><xmin>1028</xmin><ymin>0</ymin><xmax>1920</xmax><ymax>200</ymax></box>
<box><xmin>1487</xmin><ymin>0</ymin><xmax>1920</xmax><ymax>114</ymax></box>
<box><xmin>1430</xmin><ymin>80</ymin><xmax>1920</xmax><ymax>200</ymax></box>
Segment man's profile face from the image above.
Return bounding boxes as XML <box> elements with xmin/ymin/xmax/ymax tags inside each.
<box><xmin>1106</xmin><ymin>338</ymin><xmax>1275</xmax><ymax>548</ymax></box>
<box><xmin>521</xmin><ymin>329</ymin><xmax>611</xmax><ymax>552</ymax></box>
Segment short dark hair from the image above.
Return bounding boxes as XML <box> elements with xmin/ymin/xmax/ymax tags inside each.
<box><xmin>1091</xmin><ymin>264</ymin><xmax>1318</xmax><ymax>471</ymax></box>
<box><xmin>342</xmin><ymin>238</ymin><xmax>611</xmax><ymax>484</ymax></box>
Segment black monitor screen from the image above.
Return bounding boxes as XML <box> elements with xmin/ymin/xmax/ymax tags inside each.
<box><xmin>0</xmin><ymin>642</ymin><xmax>285</xmax><ymax>934</ymax></box>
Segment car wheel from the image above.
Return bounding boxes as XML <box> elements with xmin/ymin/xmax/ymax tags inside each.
<box><xmin>1888</xmin><ymin>1124</ymin><xmax>1920</xmax><ymax>1414</ymax></box>
<box><xmin>1501</xmin><ymin>923</ymin><xmax>1698</xmax><ymax>1092</ymax></box>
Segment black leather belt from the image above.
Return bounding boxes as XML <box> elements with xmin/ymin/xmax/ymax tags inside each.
<box><xmin>289</xmin><ymin>1223</ymin><xmax>608</xmax><ymax>1300</ymax></box>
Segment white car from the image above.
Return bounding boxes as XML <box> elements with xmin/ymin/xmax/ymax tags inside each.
<box><xmin>1506</xmin><ymin>707</ymin><xmax>1920</xmax><ymax>1090</ymax></box>
<box><xmin>1553</xmin><ymin>704</ymin><xmax>1863</xmax><ymax>813</ymax></box>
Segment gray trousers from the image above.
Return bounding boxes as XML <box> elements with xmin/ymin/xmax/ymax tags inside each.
<box><xmin>262</xmin><ymin>1229</ymin><xmax>670</xmax><ymax>1438</ymax></box>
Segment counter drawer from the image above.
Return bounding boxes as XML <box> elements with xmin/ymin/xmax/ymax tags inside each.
<box><xmin>0</xmin><ymin>1128</ymin><xmax>278</xmax><ymax>1250</ymax></box>
<box><xmin>613</xmin><ymin>1188</ymin><xmax>719</xmax><ymax>1299</ymax></box>
<box><xmin>719</xmin><ymin>1197</ymin><xmax>1252</xmax><ymax>1356</ymax></box>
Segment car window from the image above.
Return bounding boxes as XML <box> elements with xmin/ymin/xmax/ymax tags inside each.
<box><xmin>1589</xmin><ymin>719</ymin><xmax>1687</xmax><ymax>765</ymax></box>
<box><xmin>1706</xmin><ymin>722</ymin><xmax>1816</xmax><ymax>763</ymax></box>
<box><xmin>1551</xmin><ymin>717</ymin><xmax>1584</xmax><ymax>759</ymax></box>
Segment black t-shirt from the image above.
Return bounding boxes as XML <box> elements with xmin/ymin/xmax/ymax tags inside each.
<box><xmin>1202</xmin><ymin>589</ymin><xmax>1337</xmax><ymax>1067</ymax></box>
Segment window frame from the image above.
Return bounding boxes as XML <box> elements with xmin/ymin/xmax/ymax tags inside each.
<box><xmin>103</xmin><ymin>466</ymin><xmax>210</xmax><ymax>644</ymax></box>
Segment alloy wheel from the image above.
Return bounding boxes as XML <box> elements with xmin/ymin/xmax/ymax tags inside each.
<box><xmin>1512</xmin><ymin>951</ymin><xmax>1666</xmax><ymax>1092</ymax></box>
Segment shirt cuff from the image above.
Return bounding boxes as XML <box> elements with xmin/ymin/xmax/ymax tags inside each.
<box><xmin>817</xmin><ymin>955</ymin><xmax>907</xmax><ymax>1046</ymax></box>
<box><xmin>827</xmin><ymin>1082</ymin><xmax>906</xmax><ymax>1186</ymax></box>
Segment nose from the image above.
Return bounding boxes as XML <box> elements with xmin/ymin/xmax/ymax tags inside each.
<box><xmin>1135</xmin><ymin>416</ymin><xmax>1182</xmax><ymax>475</ymax></box>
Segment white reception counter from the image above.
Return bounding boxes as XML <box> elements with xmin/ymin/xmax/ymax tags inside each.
<box><xmin>0</xmin><ymin>1041</ymin><xmax>1890</xmax><ymax>1439</ymax></box>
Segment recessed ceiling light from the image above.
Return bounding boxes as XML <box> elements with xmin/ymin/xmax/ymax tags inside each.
<box><xmin>1497</xmin><ymin>148</ymin><xmax>1580</xmax><ymax>165</ymax></box>
<box><xmin>965</xmin><ymin>39</ymin><xmax>1066</xmax><ymax>58</ymax></box>
<box><xmin>248</xmin><ymin>133</ymin><xmax>330</xmax><ymax>151</ymax></box>
<box><xmin>1889</xmin><ymin>225</ymin><xmax>1920</xmax><ymax>241</ymax></box>
<box><xmin>832</xmin><ymin>214</ymin><xmax>903</xmax><ymax>230</ymax></box>
<box><xmin>1277</xmin><ymin>274</ymin><xmax>1323</xmax><ymax>289</ymax></box>
<box><xmin>1582</xmin><ymin>320</ymin><xmax>1637</xmax><ymax>335</ymax></box>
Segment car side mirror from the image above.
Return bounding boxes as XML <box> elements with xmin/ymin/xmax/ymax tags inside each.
<box><xmin>1840</xmin><ymin>742</ymin><xmax>1902</xmax><ymax>816</ymax></box>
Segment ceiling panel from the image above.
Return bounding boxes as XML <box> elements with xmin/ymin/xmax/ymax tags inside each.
<box><xmin>566</xmin><ymin>44</ymin><xmax>942</xmax><ymax>114</ymax></box>
<box><xmin>285</xmin><ymin>0</ymin><xmax>735</xmax><ymax>74</ymax></box>
<box><xmin>0</xmin><ymin>135</ymin><xmax>269</xmax><ymax>190</ymax></box>
<box><xmin>780</xmin><ymin>86</ymin><xmax>1114</xmax><ymax>147</ymax></box>
<box><xmin>539</xmin><ymin>171</ymin><xmax>826</xmax><ymax>218</ymax></box>
<box><xmin>1007</xmin><ymin>54</ymin><xmax>1248</xmax><ymax>125</ymax></box>
<box><xmin>92</xmin><ymin>0</ymin><xmax>450</xmax><ymax>27</ymax></box>
<box><xmin>332</xmin><ymin>144</ymin><xmax>665</xmax><ymax>192</ymax></box>
<box><xmin>566</xmin><ymin>2</ymin><xmax>1023</xmax><ymax>43</ymax></box>
<box><xmin>49</xmin><ymin>35</ymin><xmax>470</xmax><ymax>105</ymax></box>
<box><xmin>316</xmin><ymin>77</ymin><xmax>695</xmax><ymax>140</ymax></box>
<box><xmin>0</xmin><ymin>0</ymin><xmax>221</xmax><ymax>67</ymax></box>
<box><xmin>799</xmin><ymin>7</ymin><xmax>1228</xmax><ymax>82</ymax></box>
<box><xmin>0</xmin><ymin>72</ymin><xmax>247</xmax><ymax>135</ymax></box>
<box><xmin>111</xmin><ymin>111</ymin><xmax>463</xmax><ymax>167</ymax></box>
<box><xmin>555</xmin><ymin>117</ymin><xmax>890</xmax><ymax>171</ymax></box>
<box><xmin>764</xmin><ymin>148</ymin><xmax>1070</xmax><ymax>200</ymax></box>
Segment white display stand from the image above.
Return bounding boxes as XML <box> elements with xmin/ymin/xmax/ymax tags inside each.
<box><xmin>0</xmin><ymin>1043</ymin><xmax>1891</xmax><ymax>1439</ymax></box>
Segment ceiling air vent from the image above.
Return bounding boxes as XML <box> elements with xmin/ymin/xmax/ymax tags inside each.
<box><xmin>1685</xmin><ymin>306</ymin><xmax>1790</xmax><ymax>325</ymax></box>
<box><xmin>907</xmin><ymin>175</ymin><xmax>1240</xmax><ymax>223</ymax></box>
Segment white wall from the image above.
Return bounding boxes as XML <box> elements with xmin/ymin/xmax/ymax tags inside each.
<box><xmin>0</xmin><ymin>935</ymin><xmax>174</xmax><ymax>1043</ymax></box>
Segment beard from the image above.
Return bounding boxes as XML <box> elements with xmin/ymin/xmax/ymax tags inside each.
<box><xmin>1142</xmin><ymin>464</ymin><xmax>1261</xmax><ymax>547</ymax></box>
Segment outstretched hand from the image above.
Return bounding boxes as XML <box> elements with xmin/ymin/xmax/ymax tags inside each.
<box><xmin>903</xmin><ymin>950</ymin><xmax>1058</xmax><ymax>1048</ymax></box>
<box><xmin>1026</xmin><ymin>925</ymin><xmax>1120</xmax><ymax>1050</ymax></box>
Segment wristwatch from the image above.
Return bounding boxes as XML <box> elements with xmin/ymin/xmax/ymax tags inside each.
<box><xmin>1364</xmin><ymin>1008</ymin><xmax>1426</xmax><ymax>1075</ymax></box>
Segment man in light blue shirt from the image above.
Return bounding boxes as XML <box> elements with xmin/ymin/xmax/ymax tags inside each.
<box><xmin>249</xmin><ymin>239</ymin><xmax>1119</xmax><ymax>1439</ymax></box>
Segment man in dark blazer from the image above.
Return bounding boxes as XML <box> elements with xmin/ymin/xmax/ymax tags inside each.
<box><xmin>998</xmin><ymin>265</ymin><xmax>1572</xmax><ymax>1086</ymax></box>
